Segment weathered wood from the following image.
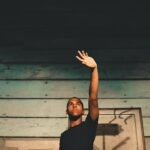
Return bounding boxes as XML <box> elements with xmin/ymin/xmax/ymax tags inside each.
<box><xmin>1</xmin><ymin>137</ymin><xmax>149</xmax><ymax>150</ymax></box>
<box><xmin>143</xmin><ymin>118</ymin><xmax>150</xmax><ymax>136</ymax></box>
<box><xmin>94</xmin><ymin>108</ymin><xmax>146</xmax><ymax>150</ymax></box>
<box><xmin>145</xmin><ymin>137</ymin><xmax>150</xmax><ymax>150</ymax></box>
<box><xmin>0</xmin><ymin>118</ymin><xmax>68</xmax><ymax>137</ymax></box>
<box><xmin>0</xmin><ymin>80</ymin><xmax>150</xmax><ymax>98</ymax></box>
<box><xmin>0</xmin><ymin>138</ymin><xmax>5</xmax><ymax>149</ymax></box>
<box><xmin>4</xmin><ymin>138</ymin><xmax>59</xmax><ymax>150</ymax></box>
<box><xmin>0</xmin><ymin>115</ymin><xmax>149</xmax><ymax>137</ymax></box>
<box><xmin>0</xmin><ymin>63</ymin><xmax>150</xmax><ymax>79</ymax></box>
<box><xmin>0</xmin><ymin>99</ymin><xmax>149</xmax><ymax>117</ymax></box>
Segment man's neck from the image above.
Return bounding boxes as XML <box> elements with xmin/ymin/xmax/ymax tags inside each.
<box><xmin>69</xmin><ymin>117</ymin><xmax>82</xmax><ymax>128</ymax></box>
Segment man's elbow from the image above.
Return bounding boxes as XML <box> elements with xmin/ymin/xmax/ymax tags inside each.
<box><xmin>90</xmin><ymin>108</ymin><xmax>99</xmax><ymax>120</ymax></box>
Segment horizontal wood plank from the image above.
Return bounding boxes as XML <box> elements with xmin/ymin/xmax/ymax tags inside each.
<box><xmin>145</xmin><ymin>137</ymin><xmax>150</xmax><ymax>150</ymax></box>
<box><xmin>0</xmin><ymin>99</ymin><xmax>149</xmax><ymax>117</ymax></box>
<box><xmin>0</xmin><ymin>117</ymin><xmax>149</xmax><ymax>137</ymax></box>
<box><xmin>0</xmin><ymin>118</ymin><xmax>68</xmax><ymax>137</ymax></box>
<box><xmin>1</xmin><ymin>137</ymin><xmax>149</xmax><ymax>150</ymax></box>
<box><xmin>0</xmin><ymin>80</ymin><xmax>150</xmax><ymax>98</ymax></box>
<box><xmin>0</xmin><ymin>63</ymin><xmax>150</xmax><ymax>79</ymax></box>
<box><xmin>4</xmin><ymin>138</ymin><xmax>59</xmax><ymax>150</ymax></box>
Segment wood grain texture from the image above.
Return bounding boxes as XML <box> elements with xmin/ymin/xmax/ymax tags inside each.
<box><xmin>0</xmin><ymin>114</ymin><xmax>149</xmax><ymax>137</ymax></box>
<box><xmin>1</xmin><ymin>137</ymin><xmax>149</xmax><ymax>150</ymax></box>
<box><xmin>0</xmin><ymin>118</ymin><xmax>68</xmax><ymax>137</ymax></box>
<box><xmin>0</xmin><ymin>99</ymin><xmax>149</xmax><ymax>117</ymax></box>
<box><xmin>0</xmin><ymin>80</ymin><xmax>150</xmax><ymax>98</ymax></box>
<box><xmin>145</xmin><ymin>137</ymin><xmax>150</xmax><ymax>150</ymax></box>
<box><xmin>4</xmin><ymin>138</ymin><xmax>59</xmax><ymax>150</ymax></box>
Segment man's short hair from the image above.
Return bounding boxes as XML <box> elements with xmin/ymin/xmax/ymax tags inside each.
<box><xmin>67</xmin><ymin>97</ymin><xmax>84</xmax><ymax>108</ymax></box>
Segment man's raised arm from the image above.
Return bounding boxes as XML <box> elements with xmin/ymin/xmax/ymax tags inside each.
<box><xmin>76</xmin><ymin>50</ymin><xmax>99</xmax><ymax>120</ymax></box>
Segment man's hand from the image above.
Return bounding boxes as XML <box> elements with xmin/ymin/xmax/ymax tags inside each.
<box><xmin>76</xmin><ymin>50</ymin><xmax>97</xmax><ymax>68</ymax></box>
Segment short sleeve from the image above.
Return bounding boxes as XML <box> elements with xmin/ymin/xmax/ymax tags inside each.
<box><xmin>84</xmin><ymin>113</ymin><xmax>99</xmax><ymax>129</ymax></box>
<box><xmin>59</xmin><ymin>134</ymin><xmax>63</xmax><ymax>150</ymax></box>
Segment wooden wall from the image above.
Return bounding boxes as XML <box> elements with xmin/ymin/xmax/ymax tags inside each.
<box><xmin>0</xmin><ymin>1</ymin><xmax>150</xmax><ymax>149</ymax></box>
<box><xmin>0</xmin><ymin>62</ymin><xmax>150</xmax><ymax>139</ymax></box>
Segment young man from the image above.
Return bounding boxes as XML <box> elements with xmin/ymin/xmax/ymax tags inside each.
<box><xmin>59</xmin><ymin>50</ymin><xmax>99</xmax><ymax>150</ymax></box>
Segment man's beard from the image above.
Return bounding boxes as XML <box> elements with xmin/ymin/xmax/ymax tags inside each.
<box><xmin>68</xmin><ymin>114</ymin><xmax>82</xmax><ymax>121</ymax></box>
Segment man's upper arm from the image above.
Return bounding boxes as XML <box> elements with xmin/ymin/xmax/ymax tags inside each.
<box><xmin>89</xmin><ymin>98</ymin><xmax>99</xmax><ymax>120</ymax></box>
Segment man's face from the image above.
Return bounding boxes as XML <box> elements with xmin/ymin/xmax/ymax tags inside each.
<box><xmin>66</xmin><ymin>98</ymin><xmax>84</xmax><ymax>117</ymax></box>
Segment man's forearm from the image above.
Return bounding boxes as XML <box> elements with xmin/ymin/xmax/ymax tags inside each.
<box><xmin>89</xmin><ymin>65</ymin><xmax>99</xmax><ymax>100</ymax></box>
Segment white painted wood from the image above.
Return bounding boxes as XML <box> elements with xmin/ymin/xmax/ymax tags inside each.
<box><xmin>94</xmin><ymin>109</ymin><xmax>145</xmax><ymax>150</ymax></box>
<box><xmin>0</xmin><ymin>116</ymin><xmax>149</xmax><ymax>136</ymax></box>
<box><xmin>143</xmin><ymin>118</ymin><xmax>150</xmax><ymax>136</ymax></box>
<box><xmin>0</xmin><ymin>109</ymin><xmax>146</xmax><ymax>150</ymax></box>
<box><xmin>0</xmin><ymin>99</ymin><xmax>149</xmax><ymax>117</ymax></box>
<box><xmin>0</xmin><ymin>80</ymin><xmax>150</xmax><ymax>98</ymax></box>
<box><xmin>0</xmin><ymin>118</ymin><xmax>68</xmax><ymax>137</ymax></box>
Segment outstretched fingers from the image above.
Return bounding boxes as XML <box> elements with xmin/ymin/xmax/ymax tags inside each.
<box><xmin>77</xmin><ymin>50</ymin><xmax>84</xmax><ymax>58</ymax></box>
<box><xmin>77</xmin><ymin>50</ymin><xmax>88</xmax><ymax>58</ymax></box>
<box><xmin>82</xmin><ymin>50</ymin><xmax>86</xmax><ymax>57</ymax></box>
<box><xmin>76</xmin><ymin>50</ymin><xmax>89</xmax><ymax>63</ymax></box>
<box><xmin>85</xmin><ymin>52</ymin><xmax>88</xmax><ymax>56</ymax></box>
<box><xmin>76</xmin><ymin>55</ymin><xmax>83</xmax><ymax>62</ymax></box>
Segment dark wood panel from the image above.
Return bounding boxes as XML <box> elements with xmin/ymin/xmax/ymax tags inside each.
<box><xmin>1</xmin><ymin>37</ymin><xmax>150</xmax><ymax>48</ymax></box>
<box><xmin>0</xmin><ymin>2</ymin><xmax>149</xmax><ymax>46</ymax></box>
<box><xmin>0</xmin><ymin>47</ymin><xmax>150</xmax><ymax>63</ymax></box>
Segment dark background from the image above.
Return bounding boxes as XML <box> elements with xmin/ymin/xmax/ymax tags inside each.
<box><xmin>0</xmin><ymin>1</ymin><xmax>150</xmax><ymax>63</ymax></box>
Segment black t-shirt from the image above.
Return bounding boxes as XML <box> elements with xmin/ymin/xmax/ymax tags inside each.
<box><xmin>59</xmin><ymin>114</ymin><xmax>98</xmax><ymax>150</ymax></box>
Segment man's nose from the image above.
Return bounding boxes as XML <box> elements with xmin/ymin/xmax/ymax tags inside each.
<box><xmin>73</xmin><ymin>104</ymin><xmax>77</xmax><ymax>108</ymax></box>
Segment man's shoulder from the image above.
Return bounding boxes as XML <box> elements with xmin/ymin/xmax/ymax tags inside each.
<box><xmin>60</xmin><ymin>128</ymin><xmax>70</xmax><ymax>137</ymax></box>
<box><xmin>85</xmin><ymin>113</ymin><xmax>99</xmax><ymax>123</ymax></box>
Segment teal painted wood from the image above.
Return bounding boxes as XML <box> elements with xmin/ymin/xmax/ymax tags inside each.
<box><xmin>0</xmin><ymin>64</ymin><xmax>89</xmax><ymax>79</ymax></box>
<box><xmin>0</xmin><ymin>80</ymin><xmax>150</xmax><ymax>98</ymax></box>
<box><xmin>0</xmin><ymin>99</ymin><xmax>149</xmax><ymax>117</ymax></box>
<box><xmin>0</xmin><ymin>63</ymin><xmax>150</xmax><ymax>79</ymax></box>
